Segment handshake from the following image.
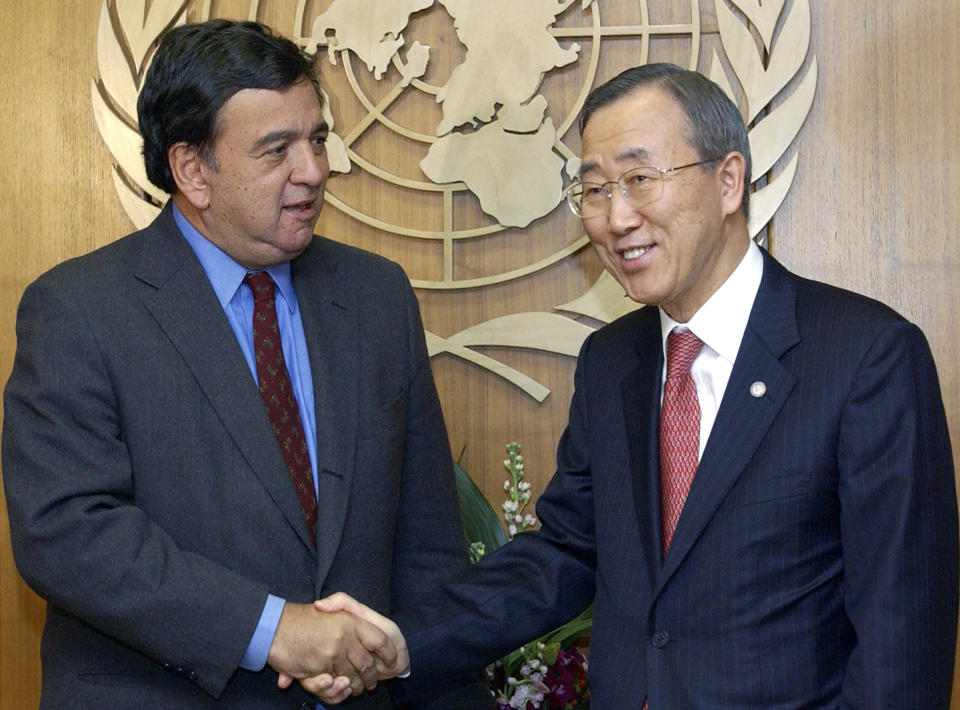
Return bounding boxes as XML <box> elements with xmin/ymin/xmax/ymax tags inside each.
<box><xmin>267</xmin><ymin>592</ymin><xmax>408</xmax><ymax>705</ymax></box>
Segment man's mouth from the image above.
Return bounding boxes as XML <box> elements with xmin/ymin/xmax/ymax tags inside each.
<box><xmin>622</xmin><ymin>246</ymin><xmax>652</xmax><ymax>261</ymax></box>
<box><xmin>285</xmin><ymin>198</ymin><xmax>317</xmax><ymax>212</ymax></box>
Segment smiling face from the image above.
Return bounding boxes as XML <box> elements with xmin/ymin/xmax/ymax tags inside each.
<box><xmin>579</xmin><ymin>85</ymin><xmax>749</xmax><ymax>322</ymax></box>
<box><xmin>189</xmin><ymin>78</ymin><xmax>330</xmax><ymax>269</ymax></box>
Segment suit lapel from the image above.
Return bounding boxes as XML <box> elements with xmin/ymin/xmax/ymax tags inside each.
<box><xmin>292</xmin><ymin>243</ymin><xmax>360</xmax><ymax>585</ymax></box>
<box><xmin>133</xmin><ymin>205</ymin><xmax>319</xmax><ymax>554</ymax></box>
<box><xmin>622</xmin><ymin>307</ymin><xmax>665</xmax><ymax>589</ymax></box>
<box><xmin>655</xmin><ymin>252</ymin><xmax>801</xmax><ymax>592</ymax></box>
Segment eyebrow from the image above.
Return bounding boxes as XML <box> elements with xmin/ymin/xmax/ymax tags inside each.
<box><xmin>617</xmin><ymin>146</ymin><xmax>654</xmax><ymax>163</ymax></box>
<box><xmin>579</xmin><ymin>146</ymin><xmax>655</xmax><ymax>178</ymax></box>
<box><xmin>252</xmin><ymin>122</ymin><xmax>328</xmax><ymax>152</ymax></box>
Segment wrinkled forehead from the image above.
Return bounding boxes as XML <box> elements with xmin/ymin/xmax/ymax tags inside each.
<box><xmin>578</xmin><ymin>89</ymin><xmax>693</xmax><ymax>179</ymax></box>
<box><xmin>578</xmin><ymin>140</ymin><xmax>657</xmax><ymax>179</ymax></box>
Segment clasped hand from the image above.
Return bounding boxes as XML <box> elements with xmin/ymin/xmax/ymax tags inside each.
<box><xmin>267</xmin><ymin>593</ymin><xmax>408</xmax><ymax>704</ymax></box>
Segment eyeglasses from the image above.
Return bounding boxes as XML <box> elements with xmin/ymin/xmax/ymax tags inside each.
<box><xmin>564</xmin><ymin>158</ymin><xmax>720</xmax><ymax>219</ymax></box>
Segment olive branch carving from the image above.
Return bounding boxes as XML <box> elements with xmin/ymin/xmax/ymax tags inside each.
<box><xmin>92</xmin><ymin>0</ymin><xmax>188</xmax><ymax>229</ymax></box>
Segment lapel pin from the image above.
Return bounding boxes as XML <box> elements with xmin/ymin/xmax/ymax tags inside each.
<box><xmin>749</xmin><ymin>381</ymin><xmax>766</xmax><ymax>398</ymax></box>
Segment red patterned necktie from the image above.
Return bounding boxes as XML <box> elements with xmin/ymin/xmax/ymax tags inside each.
<box><xmin>245</xmin><ymin>272</ymin><xmax>318</xmax><ymax>547</ymax></box>
<box><xmin>659</xmin><ymin>328</ymin><xmax>703</xmax><ymax>556</ymax></box>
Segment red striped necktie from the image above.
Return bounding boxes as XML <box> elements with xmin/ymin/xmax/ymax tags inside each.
<box><xmin>659</xmin><ymin>328</ymin><xmax>703</xmax><ymax>556</ymax></box>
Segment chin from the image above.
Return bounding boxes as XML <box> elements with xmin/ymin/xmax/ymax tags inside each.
<box><xmin>286</xmin><ymin>231</ymin><xmax>316</xmax><ymax>249</ymax></box>
<box><xmin>618</xmin><ymin>278</ymin><xmax>651</xmax><ymax>305</ymax></box>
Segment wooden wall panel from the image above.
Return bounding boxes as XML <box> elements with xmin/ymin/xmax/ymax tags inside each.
<box><xmin>1</xmin><ymin>2</ymin><xmax>130</xmax><ymax>707</ymax></box>
<box><xmin>0</xmin><ymin>1</ymin><xmax>957</xmax><ymax>708</ymax></box>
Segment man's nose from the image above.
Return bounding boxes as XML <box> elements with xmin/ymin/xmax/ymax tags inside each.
<box><xmin>291</xmin><ymin>144</ymin><xmax>328</xmax><ymax>186</ymax></box>
<box><xmin>606</xmin><ymin>187</ymin><xmax>642</xmax><ymax>233</ymax></box>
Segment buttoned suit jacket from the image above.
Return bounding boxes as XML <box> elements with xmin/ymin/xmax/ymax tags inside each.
<box><xmin>395</xmin><ymin>249</ymin><xmax>958</xmax><ymax>709</ymax></box>
<box><xmin>2</xmin><ymin>204</ymin><xmax>490</xmax><ymax>709</ymax></box>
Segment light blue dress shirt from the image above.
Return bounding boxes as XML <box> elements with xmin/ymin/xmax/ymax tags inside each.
<box><xmin>172</xmin><ymin>204</ymin><xmax>318</xmax><ymax>673</ymax></box>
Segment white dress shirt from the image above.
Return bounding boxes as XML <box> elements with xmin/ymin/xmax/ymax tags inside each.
<box><xmin>659</xmin><ymin>240</ymin><xmax>764</xmax><ymax>460</ymax></box>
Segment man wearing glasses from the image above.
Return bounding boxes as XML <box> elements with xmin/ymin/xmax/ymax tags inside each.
<box><xmin>317</xmin><ymin>63</ymin><xmax>958</xmax><ymax>709</ymax></box>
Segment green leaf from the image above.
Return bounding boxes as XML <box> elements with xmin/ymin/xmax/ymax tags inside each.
<box><xmin>454</xmin><ymin>461</ymin><xmax>509</xmax><ymax>557</ymax></box>
<box><xmin>542</xmin><ymin>606</ymin><xmax>593</xmax><ymax>648</ymax></box>
<box><xmin>501</xmin><ymin>646</ymin><xmax>527</xmax><ymax>671</ymax></box>
<box><xmin>540</xmin><ymin>641</ymin><xmax>561</xmax><ymax>666</ymax></box>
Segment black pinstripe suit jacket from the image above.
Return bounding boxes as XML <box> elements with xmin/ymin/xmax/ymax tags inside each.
<box><xmin>395</xmin><ymin>249</ymin><xmax>958</xmax><ymax>709</ymax></box>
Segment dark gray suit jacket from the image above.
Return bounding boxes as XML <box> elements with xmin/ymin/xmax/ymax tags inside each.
<box><xmin>2</xmin><ymin>204</ymin><xmax>489</xmax><ymax>709</ymax></box>
<box><xmin>395</xmin><ymin>250</ymin><xmax>958</xmax><ymax>708</ymax></box>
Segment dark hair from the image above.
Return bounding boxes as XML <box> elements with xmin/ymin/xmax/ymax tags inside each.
<box><xmin>138</xmin><ymin>19</ymin><xmax>323</xmax><ymax>194</ymax></box>
<box><xmin>579</xmin><ymin>63</ymin><xmax>751</xmax><ymax>218</ymax></box>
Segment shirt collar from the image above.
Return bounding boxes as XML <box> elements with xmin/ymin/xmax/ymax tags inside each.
<box><xmin>659</xmin><ymin>239</ymin><xmax>764</xmax><ymax>365</ymax></box>
<box><xmin>171</xmin><ymin>202</ymin><xmax>295</xmax><ymax>312</ymax></box>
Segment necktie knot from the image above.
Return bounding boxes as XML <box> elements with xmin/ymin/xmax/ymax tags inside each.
<box><xmin>244</xmin><ymin>272</ymin><xmax>275</xmax><ymax>304</ymax></box>
<box><xmin>665</xmin><ymin>329</ymin><xmax>703</xmax><ymax>379</ymax></box>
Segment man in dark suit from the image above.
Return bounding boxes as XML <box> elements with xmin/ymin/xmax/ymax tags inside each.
<box><xmin>2</xmin><ymin>19</ymin><xmax>489</xmax><ymax>710</ymax></box>
<box><xmin>319</xmin><ymin>64</ymin><xmax>959</xmax><ymax>708</ymax></box>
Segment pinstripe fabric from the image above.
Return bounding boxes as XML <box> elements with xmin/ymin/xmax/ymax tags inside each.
<box><xmin>396</xmin><ymin>250</ymin><xmax>958</xmax><ymax>709</ymax></box>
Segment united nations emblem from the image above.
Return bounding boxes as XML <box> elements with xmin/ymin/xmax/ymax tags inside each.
<box><xmin>93</xmin><ymin>0</ymin><xmax>816</xmax><ymax>400</ymax></box>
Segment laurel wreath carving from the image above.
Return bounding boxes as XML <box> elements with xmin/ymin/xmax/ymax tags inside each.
<box><xmin>95</xmin><ymin>0</ymin><xmax>816</xmax><ymax>402</ymax></box>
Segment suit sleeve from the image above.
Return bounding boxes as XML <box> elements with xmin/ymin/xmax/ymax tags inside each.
<box><xmin>386</xmin><ymin>267</ymin><xmax>472</xmax><ymax>600</ymax></box>
<box><xmin>390</xmin><ymin>331</ymin><xmax>599</xmax><ymax>703</ymax></box>
<box><xmin>836</xmin><ymin>320</ymin><xmax>958</xmax><ymax>707</ymax></box>
<box><xmin>2</xmin><ymin>276</ymin><xmax>269</xmax><ymax>698</ymax></box>
<box><xmin>382</xmin><ymin>265</ymin><xmax>494</xmax><ymax>708</ymax></box>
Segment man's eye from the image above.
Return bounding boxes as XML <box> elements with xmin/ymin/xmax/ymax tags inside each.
<box><xmin>268</xmin><ymin>145</ymin><xmax>287</xmax><ymax>156</ymax></box>
<box><xmin>625</xmin><ymin>172</ymin><xmax>650</xmax><ymax>186</ymax></box>
<box><xmin>312</xmin><ymin>135</ymin><xmax>327</xmax><ymax>152</ymax></box>
<box><xmin>582</xmin><ymin>184</ymin><xmax>606</xmax><ymax>198</ymax></box>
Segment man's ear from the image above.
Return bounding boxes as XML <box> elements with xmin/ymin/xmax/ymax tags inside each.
<box><xmin>715</xmin><ymin>151</ymin><xmax>747</xmax><ymax>217</ymax></box>
<box><xmin>168</xmin><ymin>142</ymin><xmax>212</xmax><ymax>210</ymax></box>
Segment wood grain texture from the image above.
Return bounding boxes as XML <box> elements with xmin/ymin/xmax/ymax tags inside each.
<box><xmin>0</xmin><ymin>3</ymin><xmax>129</xmax><ymax>705</ymax></box>
<box><xmin>1</xmin><ymin>1</ymin><xmax>957</xmax><ymax>707</ymax></box>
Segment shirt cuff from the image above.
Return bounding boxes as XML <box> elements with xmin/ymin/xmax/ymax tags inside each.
<box><xmin>239</xmin><ymin>594</ymin><xmax>286</xmax><ymax>671</ymax></box>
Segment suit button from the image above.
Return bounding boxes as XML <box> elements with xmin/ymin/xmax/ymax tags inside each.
<box><xmin>187</xmin><ymin>670</ymin><xmax>198</xmax><ymax>682</ymax></box>
<box><xmin>300</xmin><ymin>703</ymin><xmax>313</xmax><ymax>710</ymax></box>
<box><xmin>651</xmin><ymin>629</ymin><xmax>671</xmax><ymax>648</ymax></box>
